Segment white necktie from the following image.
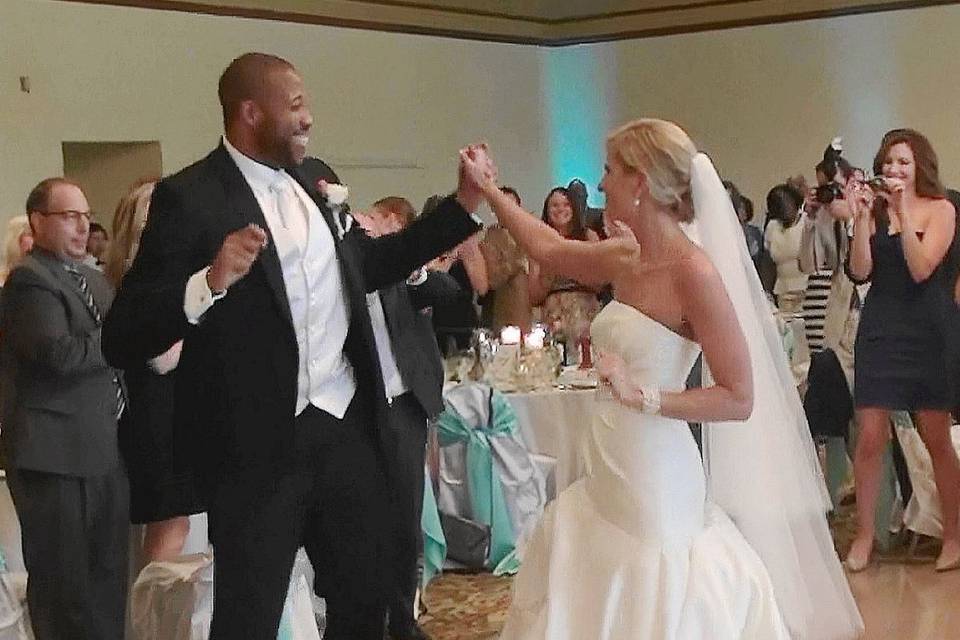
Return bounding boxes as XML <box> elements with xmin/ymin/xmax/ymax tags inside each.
<box><xmin>270</xmin><ymin>176</ymin><xmax>308</xmax><ymax>251</ymax></box>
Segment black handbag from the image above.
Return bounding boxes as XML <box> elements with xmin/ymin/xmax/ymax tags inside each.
<box><xmin>439</xmin><ymin>511</ymin><xmax>490</xmax><ymax>569</ymax></box>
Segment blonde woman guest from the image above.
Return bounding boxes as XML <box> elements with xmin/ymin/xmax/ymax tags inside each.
<box><xmin>0</xmin><ymin>215</ymin><xmax>33</xmax><ymax>284</ymax></box>
<box><xmin>763</xmin><ymin>184</ymin><xmax>807</xmax><ymax>314</ymax></box>
<box><xmin>106</xmin><ymin>180</ymin><xmax>203</xmax><ymax>563</ymax></box>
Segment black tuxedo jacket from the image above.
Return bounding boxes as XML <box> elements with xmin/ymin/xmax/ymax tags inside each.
<box><xmin>102</xmin><ymin>143</ymin><xmax>479</xmax><ymax>485</ymax></box>
<box><xmin>374</xmin><ymin>264</ymin><xmax>462</xmax><ymax>421</ymax></box>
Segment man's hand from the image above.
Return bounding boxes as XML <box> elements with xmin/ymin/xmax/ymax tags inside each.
<box><xmin>207</xmin><ymin>224</ymin><xmax>267</xmax><ymax>292</ymax></box>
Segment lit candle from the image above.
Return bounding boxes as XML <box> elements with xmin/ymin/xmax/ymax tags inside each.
<box><xmin>500</xmin><ymin>325</ymin><xmax>521</xmax><ymax>345</ymax></box>
<box><xmin>524</xmin><ymin>331</ymin><xmax>544</xmax><ymax>350</ymax></box>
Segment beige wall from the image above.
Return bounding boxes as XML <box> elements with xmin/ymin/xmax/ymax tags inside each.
<box><xmin>594</xmin><ymin>4</ymin><xmax>960</xmax><ymax>214</ymax></box>
<box><xmin>0</xmin><ymin>0</ymin><xmax>551</xmax><ymax>221</ymax></box>
<box><xmin>2</xmin><ymin>1</ymin><xmax>960</xmax><ymax>226</ymax></box>
<box><xmin>62</xmin><ymin>141</ymin><xmax>162</xmax><ymax>229</ymax></box>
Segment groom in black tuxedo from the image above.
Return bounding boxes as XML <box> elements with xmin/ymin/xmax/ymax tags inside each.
<box><xmin>102</xmin><ymin>52</ymin><xmax>482</xmax><ymax>640</ymax></box>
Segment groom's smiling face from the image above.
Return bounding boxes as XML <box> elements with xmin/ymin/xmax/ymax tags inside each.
<box><xmin>255</xmin><ymin>68</ymin><xmax>313</xmax><ymax>168</ymax></box>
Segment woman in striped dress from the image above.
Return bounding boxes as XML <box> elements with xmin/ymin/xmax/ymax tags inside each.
<box><xmin>799</xmin><ymin>143</ymin><xmax>859</xmax><ymax>354</ymax></box>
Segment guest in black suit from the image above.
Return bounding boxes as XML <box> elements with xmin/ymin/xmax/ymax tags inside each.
<box><xmin>353</xmin><ymin>197</ymin><xmax>463</xmax><ymax>640</ymax></box>
<box><xmin>0</xmin><ymin>178</ymin><xmax>129</xmax><ymax>639</ymax></box>
<box><xmin>101</xmin><ymin>53</ymin><xmax>481</xmax><ymax>640</ymax></box>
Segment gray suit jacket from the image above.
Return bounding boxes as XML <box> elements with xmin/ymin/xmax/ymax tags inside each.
<box><xmin>0</xmin><ymin>250</ymin><xmax>121</xmax><ymax>475</ymax></box>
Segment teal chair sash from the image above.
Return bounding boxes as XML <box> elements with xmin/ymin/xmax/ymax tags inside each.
<box><xmin>436</xmin><ymin>389</ymin><xmax>520</xmax><ymax>575</ymax></box>
<box><xmin>421</xmin><ymin>475</ymin><xmax>448</xmax><ymax>587</ymax></box>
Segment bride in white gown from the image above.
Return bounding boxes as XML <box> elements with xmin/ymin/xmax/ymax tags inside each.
<box><xmin>459</xmin><ymin>119</ymin><xmax>864</xmax><ymax>639</ymax></box>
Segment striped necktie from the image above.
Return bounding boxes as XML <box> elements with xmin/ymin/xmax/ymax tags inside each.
<box><xmin>64</xmin><ymin>264</ymin><xmax>127</xmax><ymax>420</ymax></box>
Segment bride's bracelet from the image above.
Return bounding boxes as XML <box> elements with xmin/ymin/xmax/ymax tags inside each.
<box><xmin>639</xmin><ymin>385</ymin><xmax>662</xmax><ymax>415</ymax></box>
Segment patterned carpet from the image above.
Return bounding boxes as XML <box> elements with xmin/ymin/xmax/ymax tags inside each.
<box><xmin>420</xmin><ymin>572</ymin><xmax>513</xmax><ymax>640</ymax></box>
<box><xmin>419</xmin><ymin>501</ymin><xmax>944</xmax><ymax>640</ymax></box>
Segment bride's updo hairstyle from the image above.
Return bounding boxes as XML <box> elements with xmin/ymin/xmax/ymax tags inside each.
<box><xmin>607</xmin><ymin>118</ymin><xmax>698</xmax><ymax>223</ymax></box>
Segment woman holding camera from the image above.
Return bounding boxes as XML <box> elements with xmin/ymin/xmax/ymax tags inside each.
<box><xmin>846</xmin><ymin>129</ymin><xmax>960</xmax><ymax>573</ymax></box>
<box><xmin>798</xmin><ymin>144</ymin><xmax>863</xmax><ymax>385</ymax></box>
<box><xmin>798</xmin><ymin>141</ymin><xmax>858</xmax><ymax>353</ymax></box>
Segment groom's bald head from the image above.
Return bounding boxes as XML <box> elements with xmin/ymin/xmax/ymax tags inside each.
<box><xmin>218</xmin><ymin>52</ymin><xmax>296</xmax><ymax>128</ymax></box>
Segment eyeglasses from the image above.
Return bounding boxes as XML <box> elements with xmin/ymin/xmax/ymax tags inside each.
<box><xmin>33</xmin><ymin>209</ymin><xmax>94</xmax><ymax>222</ymax></box>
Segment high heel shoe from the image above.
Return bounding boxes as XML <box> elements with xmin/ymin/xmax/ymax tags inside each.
<box><xmin>844</xmin><ymin>541</ymin><xmax>874</xmax><ymax>573</ymax></box>
<box><xmin>934</xmin><ymin>543</ymin><xmax>960</xmax><ymax>573</ymax></box>
<box><xmin>935</xmin><ymin>550</ymin><xmax>960</xmax><ymax>572</ymax></box>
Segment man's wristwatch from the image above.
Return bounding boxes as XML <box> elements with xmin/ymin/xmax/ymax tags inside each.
<box><xmin>205</xmin><ymin>266</ymin><xmax>227</xmax><ymax>300</ymax></box>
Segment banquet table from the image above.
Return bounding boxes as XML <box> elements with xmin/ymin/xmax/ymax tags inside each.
<box><xmin>502</xmin><ymin>388</ymin><xmax>597</xmax><ymax>493</ymax></box>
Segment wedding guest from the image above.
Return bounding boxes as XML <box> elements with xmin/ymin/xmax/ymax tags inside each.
<box><xmin>529</xmin><ymin>187</ymin><xmax>600</xmax><ymax>343</ymax></box>
<box><xmin>423</xmin><ymin>195</ymin><xmax>487</xmax><ymax>355</ymax></box>
<box><xmin>102</xmin><ymin>52</ymin><xmax>481</xmax><ymax>640</ymax></box>
<box><xmin>567</xmin><ymin>178</ymin><xmax>605</xmax><ymax>238</ymax></box>
<box><xmin>741</xmin><ymin>197</ymin><xmax>763</xmax><ymax>262</ymax></box>
<box><xmin>1</xmin><ymin>178</ymin><xmax>129</xmax><ymax>639</ymax></box>
<box><xmin>799</xmin><ymin>141</ymin><xmax>857</xmax><ymax>353</ymax></box>
<box><xmin>845</xmin><ymin>128</ymin><xmax>960</xmax><ymax>573</ymax></box>
<box><xmin>352</xmin><ymin>196</ymin><xmax>450</xmax><ymax>640</ymax></box>
<box><xmin>764</xmin><ymin>184</ymin><xmax>807</xmax><ymax>313</ymax></box>
<box><xmin>105</xmin><ymin>179</ymin><xmax>203</xmax><ymax>563</ymax></box>
<box><xmin>84</xmin><ymin>221</ymin><xmax>108</xmax><ymax>270</ymax></box>
<box><xmin>797</xmin><ymin>154</ymin><xmax>861</xmax><ymax>385</ymax></box>
<box><xmin>478</xmin><ymin>186</ymin><xmax>532</xmax><ymax>331</ymax></box>
<box><xmin>0</xmin><ymin>216</ymin><xmax>33</xmax><ymax>285</ymax></box>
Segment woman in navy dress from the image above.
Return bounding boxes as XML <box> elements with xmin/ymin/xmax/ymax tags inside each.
<box><xmin>846</xmin><ymin>129</ymin><xmax>960</xmax><ymax>572</ymax></box>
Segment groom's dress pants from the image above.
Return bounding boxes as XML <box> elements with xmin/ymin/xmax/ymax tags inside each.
<box><xmin>207</xmin><ymin>397</ymin><xmax>390</xmax><ymax>640</ymax></box>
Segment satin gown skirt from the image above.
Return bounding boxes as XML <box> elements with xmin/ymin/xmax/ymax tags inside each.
<box><xmin>499</xmin><ymin>407</ymin><xmax>789</xmax><ymax>640</ymax></box>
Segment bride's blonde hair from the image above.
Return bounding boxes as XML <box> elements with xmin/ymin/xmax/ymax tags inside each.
<box><xmin>607</xmin><ymin>118</ymin><xmax>698</xmax><ymax>223</ymax></box>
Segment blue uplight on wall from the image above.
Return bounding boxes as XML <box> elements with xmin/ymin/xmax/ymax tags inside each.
<box><xmin>543</xmin><ymin>45</ymin><xmax>614</xmax><ymax>208</ymax></box>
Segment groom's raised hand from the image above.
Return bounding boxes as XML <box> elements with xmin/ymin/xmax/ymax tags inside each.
<box><xmin>456</xmin><ymin>143</ymin><xmax>499</xmax><ymax>212</ymax></box>
<box><xmin>456</xmin><ymin>146</ymin><xmax>483</xmax><ymax>213</ymax></box>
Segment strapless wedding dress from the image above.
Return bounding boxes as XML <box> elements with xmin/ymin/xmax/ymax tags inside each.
<box><xmin>500</xmin><ymin>301</ymin><xmax>790</xmax><ymax>639</ymax></box>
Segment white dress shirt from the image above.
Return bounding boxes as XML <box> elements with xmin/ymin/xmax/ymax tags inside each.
<box><xmin>366</xmin><ymin>292</ymin><xmax>408</xmax><ymax>402</ymax></box>
<box><xmin>184</xmin><ymin>136</ymin><xmax>356</xmax><ymax>419</ymax></box>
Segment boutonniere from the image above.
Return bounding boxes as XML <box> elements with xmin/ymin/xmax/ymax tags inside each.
<box><xmin>317</xmin><ymin>179</ymin><xmax>352</xmax><ymax>238</ymax></box>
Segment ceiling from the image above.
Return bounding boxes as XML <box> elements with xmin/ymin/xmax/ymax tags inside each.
<box><xmin>65</xmin><ymin>0</ymin><xmax>960</xmax><ymax>44</ymax></box>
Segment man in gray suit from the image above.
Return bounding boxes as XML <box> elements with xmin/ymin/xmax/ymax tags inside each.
<box><xmin>0</xmin><ymin>178</ymin><xmax>129</xmax><ymax>639</ymax></box>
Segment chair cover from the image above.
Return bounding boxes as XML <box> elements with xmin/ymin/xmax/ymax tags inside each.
<box><xmin>435</xmin><ymin>383</ymin><xmax>549</xmax><ymax>575</ymax></box>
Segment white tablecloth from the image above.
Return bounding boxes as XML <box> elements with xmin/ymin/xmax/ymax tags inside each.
<box><xmin>504</xmin><ymin>389</ymin><xmax>596</xmax><ymax>493</ymax></box>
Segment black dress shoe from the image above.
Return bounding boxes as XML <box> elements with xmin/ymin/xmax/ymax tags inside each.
<box><xmin>389</xmin><ymin>621</ymin><xmax>432</xmax><ymax>640</ymax></box>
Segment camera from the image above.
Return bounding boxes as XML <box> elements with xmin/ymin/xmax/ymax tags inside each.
<box><xmin>814</xmin><ymin>182</ymin><xmax>844</xmax><ymax>204</ymax></box>
<box><xmin>865</xmin><ymin>176</ymin><xmax>890</xmax><ymax>193</ymax></box>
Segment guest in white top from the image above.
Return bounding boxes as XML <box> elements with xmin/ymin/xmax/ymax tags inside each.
<box><xmin>763</xmin><ymin>184</ymin><xmax>807</xmax><ymax>313</ymax></box>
